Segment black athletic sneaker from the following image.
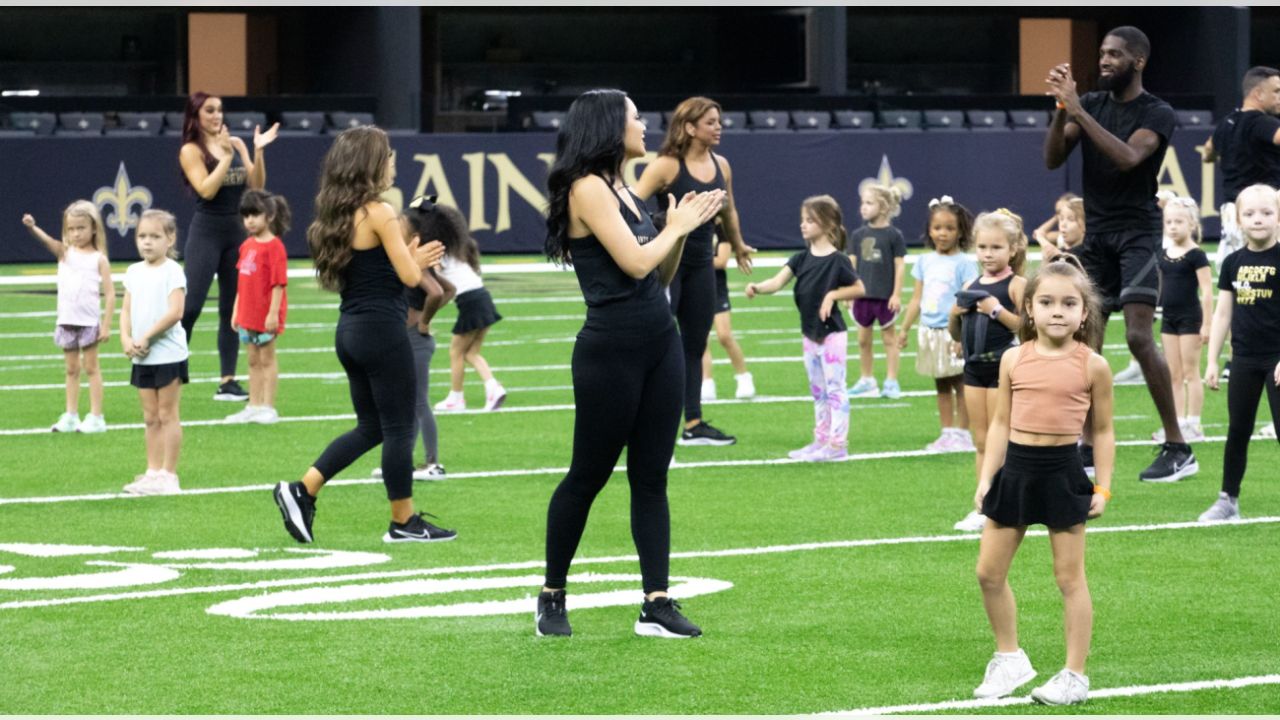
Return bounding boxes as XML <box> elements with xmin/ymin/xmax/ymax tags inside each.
<box><xmin>678</xmin><ymin>421</ymin><xmax>736</xmax><ymax>446</ymax></box>
<box><xmin>535</xmin><ymin>589</ymin><xmax>572</xmax><ymax>637</ymax></box>
<box><xmin>214</xmin><ymin>379</ymin><xmax>249</xmax><ymax>402</ymax></box>
<box><xmin>635</xmin><ymin>596</ymin><xmax>702</xmax><ymax>638</ymax></box>
<box><xmin>1079</xmin><ymin>444</ymin><xmax>1095</xmax><ymax>479</ymax></box>
<box><xmin>383</xmin><ymin>512</ymin><xmax>457</xmax><ymax>543</ymax></box>
<box><xmin>273</xmin><ymin>481</ymin><xmax>316</xmax><ymax>543</ymax></box>
<box><xmin>1139</xmin><ymin>442</ymin><xmax>1199</xmax><ymax>483</ymax></box>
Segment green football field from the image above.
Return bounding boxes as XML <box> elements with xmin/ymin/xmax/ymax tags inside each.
<box><xmin>1</xmin><ymin>256</ymin><xmax>1277</xmax><ymax>715</ymax></box>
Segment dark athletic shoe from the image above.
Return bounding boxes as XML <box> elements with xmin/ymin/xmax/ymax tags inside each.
<box><xmin>635</xmin><ymin>596</ymin><xmax>702</xmax><ymax>638</ymax></box>
<box><xmin>1139</xmin><ymin>442</ymin><xmax>1199</xmax><ymax>483</ymax></box>
<box><xmin>535</xmin><ymin>590</ymin><xmax>572</xmax><ymax>637</ymax></box>
<box><xmin>273</xmin><ymin>481</ymin><xmax>316</xmax><ymax>543</ymax></box>
<box><xmin>214</xmin><ymin>379</ymin><xmax>249</xmax><ymax>402</ymax></box>
<box><xmin>383</xmin><ymin>512</ymin><xmax>457</xmax><ymax>543</ymax></box>
<box><xmin>678</xmin><ymin>421</ymin><xmax>736</xmax><ymax>446</ymax></box>
<box><xmin>1079</xmin><ymin>444</ymin><xmax>1095</xmax><ymax>479</ymax></box>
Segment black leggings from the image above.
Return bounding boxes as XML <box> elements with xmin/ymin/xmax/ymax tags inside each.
<box><xmin>544</xmin><ymin>326</ymin><xmax>684</xmax><ymax>594</ymax></box>
<box><xmin>313</xmin><ymin>318</ymin><xmax>417</xmax><ymax>501</ymax></box>
<box><xmin>668</xmin><ymin>260</ymin><xmax>716</xmax><ymax>424</ymax></box>
<box><xmin>1222</xmin><ymin>354</ymin><xmax>1280</xmax><ymax>498</ymax></box>
<box><xmin>182</xmin><ymin>212</ymin><xmax>242</xmax><ymax>378</ymax></box>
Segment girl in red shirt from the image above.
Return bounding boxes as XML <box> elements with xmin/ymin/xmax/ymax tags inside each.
<box><xmin>228</xmin><ymin>189</ymin><xmax>291</xmax><ymax>424</ymax></box>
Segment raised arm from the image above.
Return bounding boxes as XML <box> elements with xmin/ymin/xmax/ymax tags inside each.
<box><xmin>363</xmin><ymin>202</ymin><xmax>444</xmax><ymax>287</ymax></box>
<box><xmin>241</xmin><ymin>122</ymin><xmax>280</xmax><ymax>190</ymax></box>
<box><xmin>632</xmin><ymin>155</ymin><xmax>679</xmax><ymax>201</ymax></box>
<box><xmin>21</xmin><ymin>214</ymin><xmax>65</xmax><ymax>261</ymax></box>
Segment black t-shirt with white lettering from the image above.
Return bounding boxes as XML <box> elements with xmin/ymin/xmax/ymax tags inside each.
<box><xmin>1210</xmin><ymin>109</ymin><xmax>1280</xmax><ymax>202</ymax></box>
<box><xmin>786</xmin><ymin>249</ymin><xmax>859</xmax><ymax>342</ymax></box>
<box><xmin>1078</xmin><ymin>91</ymin><xmax>1176</xmax><ymax>234</ymax></box>
<box><xmin>1218</xmin><ymin>243</ymin><xmax>1280</xmax><ymax>359</ymax></box>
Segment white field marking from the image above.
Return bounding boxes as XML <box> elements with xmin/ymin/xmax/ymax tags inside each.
<box><xmin>0</xmin><ymin>562</ymin><xmax>180</xmax><ymax>591</ymax></box>
<box><xmin>822</xmin><ymin>673</ymin><xmax>1280</xmax><ymax>715</ymax></box>
<box><xmin>0</xmin><ymin>543</ymin><xmax>143</xmax><ymax>557</ymax></box>
<box><xmin>2</xmin><ymin>515</ymin><xmax>1275</xmax><ymax>611</ymax></box>
<box><xmin>0</xmin><ymin>566</ymin><xmax>11</xmax><ymax>575</ymax></box>
<box><xmin>152</xmin><ymin>548</ymin><xmax>258</xmax><ymax>560</ymax></box>
<box><xmin>205</xmin><ymin>572</ymin><xmax>733</xmax><ymax>621</ymax></box>
<box><xmin>140</xmin><ymin>548</ymin><xmax>389</xmax><ymax>571</ymax></box>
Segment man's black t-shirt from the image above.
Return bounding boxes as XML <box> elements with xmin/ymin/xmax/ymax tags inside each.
<box><xmin>1078</xmin><ymin>91</ymin><xmax>1177</xmax><ymax>235</ymax></box>
<box><xmin>1218</xmin><ymin>243</ymin><xmax>1280</xmax><ymax>359</ymax></box>
<box><xmin>1210</xmin><ymin>109</ymin><xmax>1280</xmax><ymax>202</ymax></box>
<box><xmin>785</xmin><ymin>249</ymin><xmax>859</xmax><ymax>342</ymax></box>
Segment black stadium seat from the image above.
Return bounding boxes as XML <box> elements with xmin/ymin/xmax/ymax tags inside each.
<box><xmin>528</xmin><ymin>111</ymin><xmax>564</xmax><ymax>131</ymax></box>
<box><xmin>1009</xmin><ymin>110</ymin><xmax>1050</xmax><ymax>131</ymax></box>
<box><xmin>328</xmin><ymin>111</ymin><xmax>375</xmax><ymax>131</ymax></box>
<box><xmin>638</xmin><ymin>111</ymin><xmax>663</xmax><ymax>131</ymax></box>
<box><xmin>791</xmin><ymin>110</ymin><xmax>831</xmax><ymax>130</ymax></box>
<box><xmin>108</xmin><ymin>112</ymin><xmax>164</xmax><ymax>136</ymax></box>
<box><xmin>748</xmin><ymin>110</ymin><xmax>789</xmax><ymax>131</ymax></box>
<box><xmin>967</xmin><ymin>110</ymin><xmax>1009</xmax><ymax>131</ymax></box>
<box><xmin>7</xmin><ymin>112</ymin><xmax>56</xmax><ymax>135</ymax></box>
<box><xmin>224</xmin><ymin>111</ymin><xmax>266</xmax><ymax>135</ymax></box>
<box><xmin>879</xmin><ymin>109</ymin><xmax>923</xmax><ymax>131</ymax></box>
<box><xmin>279</xmin><ymin>111</ymin><xmax>326</xmax><ymax>134</ymax></box>
<box><xmin>56</xmin><ymin>112</ymin><xmax>104</xmax><ymax>136</ymax></box>
<box><xmin>164</xmin><ymin>111</ymin><xmax>185</xmax><ymax>136</ymax></box>
<box><xmin>720</xmin><ymin>111</ymin><xmax>747</xmax><ymax>132</ymax></box>
<box><xmin>1175</xmin><ymin>110</ymin><xmax>1213</xmax><ymax>128</ymax></box>
<box><xmin>924</xmin><ymin>110</ymin><xmax>965</xmax><ymax>131</ymax></box>
<box><xmin>831</xmin><ymin>110</ymin><xmax>875</xmax><ymax>131</ymax></box>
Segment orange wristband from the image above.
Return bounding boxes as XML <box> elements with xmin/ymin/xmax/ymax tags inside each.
<box><xmin>1055</xmin><ymin>100</ymin><xmax>1066</xmax><ymax>110</ymax></box>
<box><xmin>1093</xmin><ymin>485</ymin><xmax>1112</xmax><ymax>500</ymax></box>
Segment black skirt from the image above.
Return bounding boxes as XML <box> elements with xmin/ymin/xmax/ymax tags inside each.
<box><xmin>452</xmin><ymin>288</ymin><xmax>502</xmax><ymax>334</ymax></box>
<box><xmin>982</xmin><ymin>441</ymin><xmax>1093</xmax><ymax>529</ymax></box>
<box><xmin>130</xmin><ymin>360</ymin><xmax>190</xmax><ymax>389</ymax></box>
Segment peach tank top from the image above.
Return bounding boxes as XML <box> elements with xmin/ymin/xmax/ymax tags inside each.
<box><xmin>1009</xmin><ymin>341</ymin><xmax>1093</xmax><ymax>435</ymax></box>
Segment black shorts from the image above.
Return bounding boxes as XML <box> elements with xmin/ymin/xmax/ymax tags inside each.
<box><xmin>130</xmin><ymin>360</ymin><xmax>190</xmax><ymax>389</ymax></box>
<box><xmin>713</xmin><ymin>268</ymin><xmax>730</xmax><ymax>313</ymax></box>
<box><xmin>981</xmin><ymin>441</ymin><xmax>1093</xmax><ymax>529</ymax></box>
<box><xmin>1160</xmin><ymin>306</ymin><xmax>1203</xmax><ymax>336</ymax></box>
<box><xmin>1076</xmin><ymin>231</ymin><xmax>1161</xmax><ymax>311</ymax></box>
<box><xmin>453</xmin><ymin>288</ymin><xmax>502</xmax><ymax>334</ymax></box>
<box><xmin>963</xmin><ymin>360</ymin><xmax>1002</xmax><ymax>389</ymax></box>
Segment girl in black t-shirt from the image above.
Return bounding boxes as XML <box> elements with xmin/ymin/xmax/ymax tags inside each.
<box><xmin>1155</xmin><ymin>197</ymin><xmax>1212</xmax><ymax>443</ymax></box>
<box><xmin>1202</xmin><ymin>184</ymin><xmax>1280</xmax><ymax>522</ymax></box>
<box><xmin>746</xmin><ymin>195</ymin><xmax>865</xmax><ymax>462</ymax></box>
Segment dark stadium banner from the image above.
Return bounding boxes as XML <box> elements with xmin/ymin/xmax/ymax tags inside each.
<box><xmin>1</xmin><ymin>130</ymin><xmax>1221</xmax><ymax>263</ymax></box>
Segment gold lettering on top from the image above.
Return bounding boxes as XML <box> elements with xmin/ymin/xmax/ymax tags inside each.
<box><xmin>410</xmin><ymin>154</ymin><xmax>459</xmax><ymax>213</ymax></box>
<box><xmin>1157</xmin><ymin>147</ymin><xmax>1193</xmax><ymax>201</ymax></box>
<box><xmin>487</xmin><ymin>153</ymin><xmax>548</xmax><ymax>232</ymax></box>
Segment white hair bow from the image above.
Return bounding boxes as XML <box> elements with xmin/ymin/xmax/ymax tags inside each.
<box><xmin>928</xmin><ymin>195</ymin><xmax>955</xmax><ymax>208</ymax></box>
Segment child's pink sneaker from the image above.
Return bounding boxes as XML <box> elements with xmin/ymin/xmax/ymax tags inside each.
<box><xmin>807</xmin><ymin>446</ymin><xmax>848</xmax><ymax>462</ymax></box>
<box><xmin>788</xmin><ymin>441</ymin><xmax>823</xmax><ymax>460</ymax></box>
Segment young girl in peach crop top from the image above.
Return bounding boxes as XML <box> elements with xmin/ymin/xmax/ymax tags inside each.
<box><xmin>968</xmin><ymin>255</ymin><xmax>1115</xmax><ymax>706</ymax></box>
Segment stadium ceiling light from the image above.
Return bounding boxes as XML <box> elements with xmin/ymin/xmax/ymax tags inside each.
<box><xmin>1</xmin><ymin>89</ymin><xmax>40</xmax><ymax>97</ymax></box>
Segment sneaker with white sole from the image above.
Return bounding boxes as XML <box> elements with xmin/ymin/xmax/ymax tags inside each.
<box><xmin>249</xmin><ymin>406</ymin><xmax>280</xmax><ymax>425</ymax></box>
<box><xmin>925</xmin><ymin>431</ymin><xmax>951</xmax><ymax>453</ymax></box>
<box><xmin>954</xmin><ymin>510</ymin><xmax>988</xmax><ymax>533</ymax></box>
<box><xmin>122</xmin><ymin>470</ymin><xmax>158</xmax><ymax>495</ymax></box>
<box><xmin>734</xmin><ymin>372</ymin><xmax>756</xmax><ymax>399</ymax></box>
<box><xmin>973</xmin><ymin>649</ymin><xmax>1037</xmax><ymax>699</ymax></box>
<box><xmin>880</xmin><ymin>378</ymin><xmax>902</xmax><ymax>399</ymax></box>
<box><xmin>413</xmin><ymin>463</ymin><xmax>446</xmax><ymax>481</ymax></box>
<box><xmin>224</xmin><ymin>405</ymin><xmax>261</xmax><ymax>424</ymax></box>
<box><xmin>951</xmin><ymin>430</ymin><xmax>976</xmax><ymax>452</ymax></box>
<box><xmin>678</xmin><ymin>421</ymin><xmax>736</xmax><ymax>446</ymax></box>
<box><xmin>51</xmin><ymin>412</ymin><xmax>80</xmax><ymax>433</ymax></box>
<box><xmin>213</xmin><ymin>379</ymin><xmax>249</xmax><ymax>402</ymax></box>
<box><xmin>806</xmin><ymin>446</ymin><xmax>848</xmax><ymax>462</ymax></box>
<box><xmin>384</xmin><ymin>512</ymin><xmax>457</xmax><ymax>543</ymax></box>
<box><xmin>434</xmin><ymin>393</ymin><xmax>466</xmax><ymax>412</ymax></box>
<box><xmin>78</xmin><ymin>413</ymin><xmax>107</xmax><ymax>434</ymax></box>
<box><xmin>635</xmin><ymin>596</ymin><xmax>702</xmax><ymax>638</ymax></box>
<box><xmin>1138</xmin><ymin>442</ymin><xmax>1198</xmax><ymax>483</ymax></box>
<box><xmin>788</xmin><ymin>441</ymin><xmax>823</xmax><ymax>460</ymax></box>
<box><xmin>1182</xmin><ymin>422</ymin><xmax>1206</xmax><ymax>442</ymax></box>
<box><xmin>1030</xmin><ymin>668</ymin><xmax>1089</xmax><ymax>705</ymax></box>
<box><xmin>1198</xmin><ymin>492</ymin><xmax>1240</xmax><ymax>523</ymax></box>
<box><xmin>535</xmin><ymin>589</ymin><xmax>572</xmax><ymax>637</ymax></box>
<box><xmin>1112</xmin><ymin>361</ymin><xmax>1145</xmax><ymax>385</ymax></box>
<box><xmin>848</xmin><ymin>377</ymin><xmax>879</xmax><ymax>398</ymax></box>
<box><xmin>1256</xmin><ymin>422</ymin><xmax>1277</xmax><ymax>440</ymax></box>
<box><xmin>483</xmin><ymin>385</ymin><xmax>507</xmax><ymax>411</ymax></box>
<box><xmin>128</xmin><ymin>471</ymin><xmax>180</xmax><ymax>496</ymax></box>
<box><xmin>273</xmin><ymin>481</ymin><xmax>317</xmax><ymax>543</ymax></box>
<box><xmin>700</xmin><ymin>378</ymin><xmax>717</xmax><ymax>402</ymax></box>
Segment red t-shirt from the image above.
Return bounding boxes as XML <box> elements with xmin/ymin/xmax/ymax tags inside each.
<box><xmin>234</xmin><ymin>236</ymin><xmax>289</xmax><ymax>333</ymax></box>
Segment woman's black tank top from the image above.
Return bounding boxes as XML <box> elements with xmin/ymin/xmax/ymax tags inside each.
<box><xmin>570</xmin><ymin>187</ymin><xmax>674</xmax><ymax>339</ymax></box>
<box><xmin>194</xmin><ymin>149</ymin><xmax>247</xmax><ymax>216</ymax></box>
<box><xmin>665</xmin><ymin>153</ymin><xmax>725</xmax><ymax>268</ymax></box>
<box><xmin>339</xmin><ymin>245</ymin><xmax>407</xmax><ymax>323</ymax></box>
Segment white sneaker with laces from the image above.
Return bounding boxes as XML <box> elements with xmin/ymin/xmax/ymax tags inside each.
<box><xmin>1256</xmin><ymin>422</ymin><xmax>1277</xmax><ymax>440</ymax></box>
<box><xmin>122</xmin><ymin>470</ymin><xmax>158</xmax><ymax>495</ymax></box>
<box><xmin>700</xmin><ymin>378</ymin><xmax>717</xmax><ymax>402</ymax></box>
<box><xmin>78</xmin><ymin>413</ymin><xmax>107</xmax><ymax>434</ymax></box>
<box><xmin>952</xmin><ymin>429</ymin><xmax>976</xmax><ymax>452</ymax></box>
<box><xmin>1030</xmin><ymin>668</ymin><xmax>1089</xmax><ymax>705</ymax></box>
<box><xmin>434</xmin><ymin>393</ymin><xmax>466</xmax><ymax>412</ymax></box>
<box><xmin>848</xmin><ymin>377</ymin><xmax>879</xmax><ymax>398</ymax></box>
<box><xmin>225</xmin><ymin>406</ymin><xmax>260</xmax><ymax>424</ymax></box>
<box><xmin>925</xmin><ymin>431</ymin><xmax>951</xmax><ymax>453</ymax></box>
<box><xmin>734</xmin><ymin>372</ymin><xmax>756</xmax><ymax>399</ymax></box>
<box><xmin>413</xmin><ymin>463</ymin><xmax>447</xmax><ymax>481</ymax></box>
<box><xmin>974</xmin><ymin>649</ymin><xmax>1037</xmax><ymax>699</ymax></box>
<box><xmin>51</xmin><ymin>412</ymin><xmax>80</xmax><ymax>433</ymax></box>
<box><xmin>1198</xmin><ymin>492</ymin><xmax>1240</xmax><ymax>523</ymax></box>
<box><xmin>128</xmin><ymin>471</ymin><xmax>181</xmax><ymax>496</ymax></box>
<box><xmin>954</xmin><ymin>510</ymin><xmax>988</xmax><ymax>533</ymax></box>
<box><xmin>249</xmin><ymin>407</ymin><xmax>280</xmax><ymax>425</ymax></box>
<box><xmin>1112</xmin><ymin>360</ymin><xmax>1145</xmax><ymax>385</ymax></box>
<box><xmin>484</xmin><ymin>383</ymin><xmax>507</xmax><ymax>411</ymax></box>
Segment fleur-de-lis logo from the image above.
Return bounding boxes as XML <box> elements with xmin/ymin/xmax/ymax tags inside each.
<box><xmin>93</xmin><ymin>162</ymin><xmax>153</xmax><ymax>237</ymax></box>
<box><xmin>857</xmin><ymin>155</ymin><xmax>914</xmax><ymax>204</ymax></box>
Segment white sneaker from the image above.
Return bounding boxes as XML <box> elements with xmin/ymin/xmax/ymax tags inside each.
<box><xmin>225</xmin><ymin>405</ymin><xmax>260</xmax><ymax>424</ymax></box>
<box><xmin>371</xmin><ymin>467</ymin><xmax>384</xmax><ymax>479</ymax></box>
<box><xmin>249</xmin><ymin>407</ymin><xmax>280</xmax><ymax>425</ymax></box>
<box><xmin>952</xmin><ymin>430</ymin><xmax>976</xmax><ymax>452</ymax></box>
<box><xmin>434</xmin><ymin>394</ymin><xmax>466</xmax><ymax>412</ymax></box>
<box><xmin>122</xmin><ymin>470</ymin><xmax>158</xmax><ymax>495</ymax></box>
<box><xmin>78</xmin><ymin>413</ymin><xmax>107</xmax><ymax>434</ymax></box>
<box><xmin>51</xmin><ymin>412</ymin><xmax>80</xmax><ymax>433</ymax></box>
<box><xmin>1256</xmin><ymin>422</ymin><xmax>1277</xmax><ymax>440</ymax></box>
<box><xmin>1182</xmin><ymin>421</ymin><xmax>1205</xmax><ymax>442</ymax></box>
<box><xmin>413</xmin><ymin>463</ymin><xmax>447</xmax><ymax>481</ymax></box>
<box><xmin>484</xmin><ymin>384</ymin><xmax>507</xmax><ymax>411</ymax></box>
<box><xmin>1198</xmin><ymin>492</ymin><xmax>1240</xmax><ymax>523</ymax></box>
<box><xmin>848</xmin><ymin>377</ymin><xmax>879</xmax><ymax>398</ymax></box>
<box><xmin>1030</xmin><ymin>668</ymin><xmax>1089</xmax><ymax>705</ymax></box>
<box><xmin>974</xmin><ymin>649</ymin><xmax>1037</xmax><ymax>699</ymax></box>
<box><xmin>734</xmin><ymin>372</ymin><xmax>756</xmax><ymax>399</ymax></box>
<box><xmin>126</xmin><ymin>471</ymin><xmax>181</xmax><ymax>496</ymax></box>
<box><xmin>925</xmin><ymin>431</ymin><xmax>951</xmax><ymax>453</ymax></box>
<box><xmin>954</xmin><ymin>510</ymin><xmax>988</xmax><ymax>533</ymax></box>
<box><xmin>701</xmin><ymin>378</ymin><xmax>717</xmax><ymax>402</ymax></box>
<box><xmin>1112</xmin><ymin>361</ymin><xmax>1145</xmax><ymax>385</ymax></box>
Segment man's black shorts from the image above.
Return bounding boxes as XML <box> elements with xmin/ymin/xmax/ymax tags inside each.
<box><xmin>1075</xmin><ymin>231</ymin><xmax>1161</xmax><ymax>312</ymax></box>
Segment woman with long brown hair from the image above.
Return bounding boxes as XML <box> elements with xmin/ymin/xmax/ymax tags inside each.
<box><xmin>178</xmin><ymin>92</ymin><xmax>278</xmax><ymax>402</ymax></box>
<box><xmin>635</xmin><ymin>96</ymin><xmax>755</xmax><ymax>446</ymax></box>
<box><xmin>272</xmin><ymin>126</ymin><xmax>453</xmax><ymax>545</ymax></box>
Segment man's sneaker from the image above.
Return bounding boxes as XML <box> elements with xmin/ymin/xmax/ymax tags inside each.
<box><xmin>848</xmin><ymin>377</ymin><xmax>879</xmax><ymax>398</ymax></box>
<box><xmin>78</xmin><ymin>413</ymin><xmax>107</xmax><ymax>434</ymax></box>
<box><xmin>483</xmin><ymin>384</ymin><xmax>507</xmax><ymax>411</ymax></box>
<box><xmin>213</xmin><ymin>380</ymin><xmax>249</xmax><ymax>402</ymax></box>
<box><xmin>413</xmin><ymin>463</ymin><xmax>447</xmax><ymax>481</ymax></box>
<box><xmin>127</xmin><ymin>470</ymin><xmax>181</xmax><ymax>496</ymax></box>
<box><xmin>383</xmin><ymin>512</ymin><xmax>457</xmax><ymax>543</ymax></box>
<box><xmin>535</xmin><ymin>589</ymin><xmax>572</xmax><ymax>637</ymax></box>
<box><xmin>224</xmin><ymin>405</ymin><xmax>260</xmax><ymax>424</ymax></box>
<box><xmin>51</xmin><ymin>412</ymin><xmax>79</xmax><ymax>433</ymax></box>
<box><xmin>954</xmin><ymin>510</ymin><xmax>988</xmax><ymax>533</ymax></box>
<box><xmin>973</xmin><ymin>649</ymin><xmax>1037</xmax><ymax>699</ymax></box>
<box><xmin>273</xmin><ymin>481</ymin><xmax>316</xmax><ymax>543</ymax></box>
<box><xmin>434</xmin><ymin>394</ymin><xmax>466</xmax><ymax>412</ymax></box>
<box><xmin>1138</xmin><ymin>442</ymin><xmax>1198</xmax><ymax>483</ymax></box>
<box><xmin>1030</xmin><ymin>668</ymin><xmax>1089</xmax><ymax>706</ymax></box>
<box><xmin>807</xmin><ymin>445</ymin><xmax>848</xmax><ymax>462</ymax></box>
<box><xmin>1112</xmin><ymin>360</ymin><xmax>1145</xmax><ymax>385</ymax></box>
<box><xmin>788</xmin><ymin>441</ymin><xmax>823</xmax><ymax>460</ymax></box>
<box><xmin>678</xmin><ymin>421</ymin><xmax>736</xmax><ymax>446</ymax></box>
<box><xmin>1198</xmin><ymin>492</ymin><xmax>1240</xmax><ymax>523</ymax></box>
<box><xmin>635</xmin><ymin>596</ymin><xmax>702</xmax><ymax>638</ymax></box>
<box><xmin>734</xmin><ymin>372</ymin><xmax>756</xmax><ymax>399</ymax></box>
<box><xmin>700</xmin><ymin>378</ymin><xmax>717</xmax><ymax>402</ymax></box>
<box><xmin>1079</xmin><ymin>444</ymin><xmax>1095</xmax><ymax>479</ymax></box>
<box><xmin>249</xmin><ymin>406</ymin><xmax>280</xmax><ymax>425</ymax></box>
<box><xmin>880</xmin><ymin>378</ymin><xmax>903</xmax><ymax>399</ymax></box>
